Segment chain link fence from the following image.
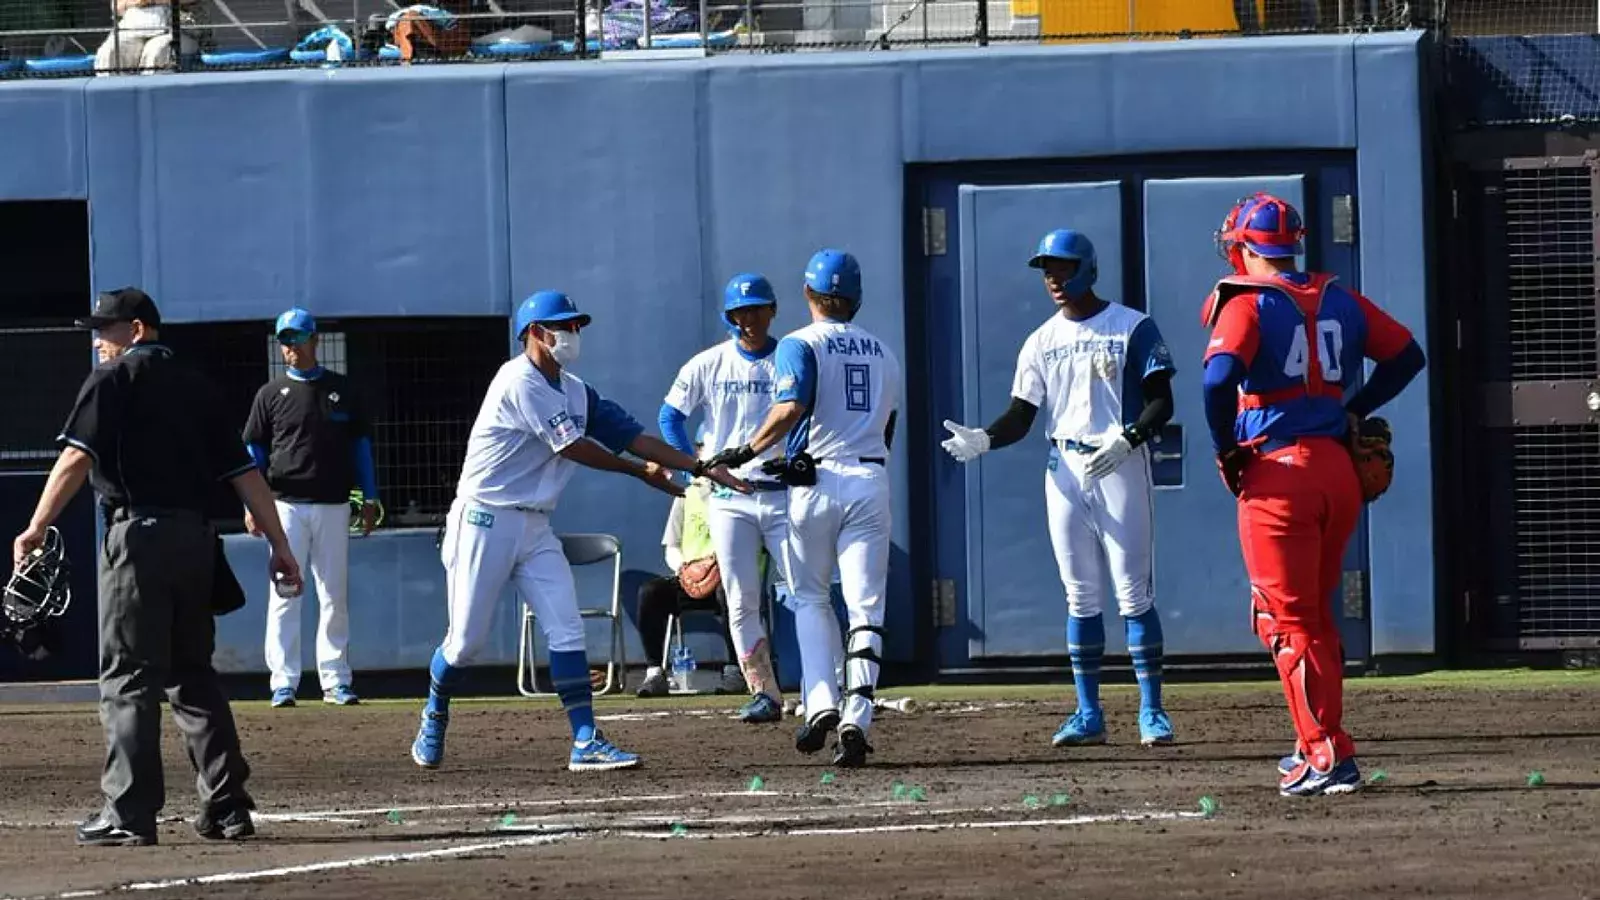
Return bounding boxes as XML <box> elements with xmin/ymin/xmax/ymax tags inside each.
<box><xmin>1</xmin><ymin>0</ymin><xmax>1444</xmax><ymax>76</ymax></box>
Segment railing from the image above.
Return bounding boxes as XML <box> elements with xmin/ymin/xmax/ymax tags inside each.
<box><xmin>0</xmin><ymin>0</ymin><xmax>1452</xmax><ymax>78</ymax></box>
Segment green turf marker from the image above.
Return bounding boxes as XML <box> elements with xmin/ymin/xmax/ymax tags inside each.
<box><xmin>500</xmin><ymin>813</ymin><xmax>518</xmax><ymax>827</ymax></box>
<box><xmin>1198</xmin><ymin>796</ymin><xmax>1218</xmax><ymax>818</ymax></box>
<box><xmin>891</xmin><ymin>781</ymin><xmax>907</xmax><ymax>800</ymax></box>
<box><xmin>908</xmin><ymin>787</ymin><xmax>927</xmax><ymax>803</ymax></box>
<box><xmin>820</xmin><ymin>772</ymin><xmax>836</xmax><ymax>785</ymax></box>
<box><xmin>670</xmin><ymin>822</ymin><xmax>689</xmax><ymax>837</ymax></box>
<box><xmin>747</xmin><ymin>775</ymin><xmax>765</xmax><ymax>792</ymax></box>
<box><xmin>386</xmin><ymin>809</ymin><xmax>403</xmax><ymax>825</ymax></box>
<box><xmin>1049</xmin><ymin>793</ymin><xmax>1071</xmax><ymax>807</ymax></box>
<box><xmin>1527</xmin><ymin>771</ymin><xmax>1546</xmax><ymax>787</ymax></box>
<box><xmin>1023</xmin><ymin>794</ymin><xmax>1042</xmax><ymax>810</ymax></box>
<box><xmin>1367</xmin><ymin>769</ymin><xmax>1389</xmax><ymax>785</ymax></box>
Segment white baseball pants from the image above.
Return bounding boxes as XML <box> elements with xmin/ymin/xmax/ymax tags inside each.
<box><xmin>1044</xmin><ymin>443</ymin><xmax>1156</xmax><ymax>619</ymax></box>
<box><xmin>264</xmin><ymin>501</ymin><xmax>353</xmax><ymax>692</ymax></box>
<box><xmin>707</xmin><ymin>487</ymin><xmax>787</xmax><ymax>692</ymax></box>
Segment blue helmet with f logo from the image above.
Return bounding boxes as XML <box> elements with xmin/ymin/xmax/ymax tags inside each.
<box><xmin>1028</xmin><ymin>229</ymin><xmax>1097</xmax><ymax>302</ymax></box>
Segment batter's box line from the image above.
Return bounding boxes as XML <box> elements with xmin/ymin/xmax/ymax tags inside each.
<box><xmin>252</xmin><ymin>789</ymin><xmax>837</xmax><ymax>824</ymax></box>
<box><xmin>600</xmin><ymin>809</ymin><xmax>1208</xmax><ymax>840</ymax></box>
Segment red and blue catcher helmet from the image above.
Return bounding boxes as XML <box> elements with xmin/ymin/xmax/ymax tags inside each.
<box><xmin>1215</xmin><ymin>193</ymin><xmax>1305</xmax><ymax>274</ymax></box>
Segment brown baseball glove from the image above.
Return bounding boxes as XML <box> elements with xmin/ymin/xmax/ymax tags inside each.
<box><xmin>678</xmin><ymin>556</ymin><xmax>721</xmax><ymax>600</ymax></box>
<box><xmin>1347</xmin><ymin>416</ymin><xmax>1394</xmax><ymax>502</ymax></box>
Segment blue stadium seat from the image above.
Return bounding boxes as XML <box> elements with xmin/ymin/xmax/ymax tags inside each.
<box><xmin>201</xmin><ymin>47</ymin><xmax>291</xmax><ymax>67</ymax></box>
<box><xmin>649</xmin><ymin>29</ymin><xmax>738</xmax><ymax>49</ymax></box>
<box><xmin>24</xmin><ymin>55</ymin><xmax>95</xmax><ymax>74</ymax></box>
<box><xmin>469</xmin><ymin>40</ymin><xmax>555</xmax><ymax>58</ymax></box>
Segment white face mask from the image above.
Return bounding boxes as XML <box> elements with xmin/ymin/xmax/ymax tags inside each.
<box><xmin>547</xmin><ymin>330</ymin><xmax>581</xmax><ymax>368</ymax></box>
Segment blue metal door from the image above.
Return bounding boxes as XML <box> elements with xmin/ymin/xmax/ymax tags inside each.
<box><xmin>915</xmin><ymin>154</ymin><xmax>1366</xmax><ymax>672</ymax></box>
<box><xmin>953</xmin><ymin>181</ymin><xmax>1124</xmax><ymax>658</ymax></box>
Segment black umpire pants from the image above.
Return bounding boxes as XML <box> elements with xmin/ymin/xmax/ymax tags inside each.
<box><xmin>635</xmin><ymin>576</ymin><xmax>737</xmax><ymax>668</ymax></box>
<box><xmin>99</xmin><ymin>509</ymin><xmax>253</xmax><ymax>828</ymax></box>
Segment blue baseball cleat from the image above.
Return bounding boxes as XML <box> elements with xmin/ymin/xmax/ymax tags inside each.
<box><xmin>568</xmin><ymin>731</ymin><xmax>641</xmax><ymax>772</ymax></box>
<box><xmin>270</xmin><ymin>688</ymin><xmax>296</xmax><ymax>708</ymax></box>
<box><xmin>1278</xmin><ymin>749</ymin><xmax>1305</xmax><ymax>776</ymax></box>
<box><xmin>737</xmin><ymin>693</ymin><xmax>783</xmax><ymax>724</ymax></box>
<box><xmin>411</xmin><ymin>710</ymin><xmax>448</xmax><ymax>769</ymax></box>
<box><xmin>324</xmin><ymin>685</ymin><xmax>360</xmax><ymax>706</ymax></box>
<box><xmin>1138</xmin><ymin>708</ymin><xmax>1175</xmax><ymax>746</ymax></box>
<box><xmin>1051</xmin><ymin>708</ymin><xmax>1107</xmax><ymax>747</ymax></box>
<box><xmin>1280</xmin><ymin>756</ymin><xmax>1362</xmax><ymax>797</ymax></box>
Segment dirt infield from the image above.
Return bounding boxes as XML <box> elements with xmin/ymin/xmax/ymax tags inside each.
<box><xmin>2</xmin><ymin>677</ymin><xmax>1598</xmax><ymax>900</ymax></box>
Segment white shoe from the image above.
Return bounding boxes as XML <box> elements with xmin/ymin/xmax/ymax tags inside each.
<box><xmin>637</xmin><ymin>667</ymin><xmax>668</xmax><ymax>697</ymax></box>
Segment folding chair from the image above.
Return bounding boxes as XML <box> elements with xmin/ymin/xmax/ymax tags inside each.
<box><xmin>516</xmin><ymin>533</ymin><xmax>627</xmax><ymax>698</ymax></box>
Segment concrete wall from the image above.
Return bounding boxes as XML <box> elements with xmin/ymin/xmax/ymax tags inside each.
<box><xmin>0</xmin><ymin>30</ymin><xmax>1435</xmax><ymax>680</ymax></box>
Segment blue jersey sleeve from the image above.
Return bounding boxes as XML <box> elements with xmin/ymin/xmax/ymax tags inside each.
<box><xmin>1201</xmin><ymin>354</ymin><xmax>1246</xmax><ymax>453</ymax></box>
<box><xmin>245</xmin><ymin>441</ymin><xmax>269</xmax><ymax>473</ymax></box>
<box><xmin>657</xmin><ymin>403</ymin><xmax>695</xmax><ymax>457</ymax></box>
<box><xmin>1128</xmin><ymin>317</ymin><xmax>1176</xmax><ymax>380</ymax></box>
<box><xmin>351</xmin><ymin>436</ymin><xmax>379</xmax><ymax>500</ymax></box>
<box><xmin>773</xmin><ymin>337</ymin><xmax>817</xmax><ymax>408</ymax></box>
<box><xmin>585</xmin><ymin>385</ymin><xmax>645</xmax><ymax>455</ymax></box>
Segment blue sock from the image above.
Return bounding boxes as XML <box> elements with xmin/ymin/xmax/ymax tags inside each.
<box><xmin>549</xmin><ymin>649</ymin><xmax>596</xmax><ymax>744</ymax></box>
<box><xmin>1126</xmin><ymin>607</ymin><xmax>1165</xmax><ymax>711</ymax></box>
<box><xmin>426</xmin><ymin>647</ymin><xmax>461</xmax><ymax>716</ymax></box>
<box><xmin>1067</xmin><ymin>614</ymin><xmax>1105</xmax><ymax>714</ymax></box>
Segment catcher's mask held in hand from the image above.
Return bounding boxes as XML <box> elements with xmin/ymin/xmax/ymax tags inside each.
<box><xmin>4</xmin><ymin>526</ymin><xmax>71</xmax><ymax>630</ymax></box>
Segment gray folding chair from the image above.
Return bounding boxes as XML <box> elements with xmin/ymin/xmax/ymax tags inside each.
<box><xmin>516</xmin><ymin>533</ymin><xmax>627</xmax><ymax>698</ymax></box>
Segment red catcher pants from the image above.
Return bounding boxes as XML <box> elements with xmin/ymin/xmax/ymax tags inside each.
<box><xmin>1237</xmin><ymin>437</ymin><xmax>1361</xmax><ymax>769</ymax></box>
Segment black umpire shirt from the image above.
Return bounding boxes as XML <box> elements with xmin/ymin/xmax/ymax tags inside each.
<box><xmin>58</xmin><ymin>344</ymin><xmax>256</xmax><ymax>513</ymax></box>
<box><xmin>242</xmin><ymin>371</ymin><xmax>370</xmax><ymax>504</ymax></box>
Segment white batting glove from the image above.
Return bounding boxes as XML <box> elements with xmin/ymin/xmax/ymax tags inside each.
<box><xmin>1083</xmin><ymin>432</ymin><xmax>1133</xmax><ymax>481</ymax></box>
<box><xmin>941</xmin><ymin>419</ymin><xmax>991</xmax><ymax>463</ymax></box>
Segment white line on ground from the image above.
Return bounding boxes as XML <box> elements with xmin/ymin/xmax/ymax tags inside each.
<box><xmin>252</xmin><ymin>789</ymin><xmax>831</xmax><ymax>823</ymax></box>
<box><xmin>3</xmin><ymin>833</ymin><xmax>574</xmax><ymax>900</ymax></box>
<box><xmin>786</xmin><ymin>810</ymin><xmax>1203</xmax><ymax>836</ymax></box>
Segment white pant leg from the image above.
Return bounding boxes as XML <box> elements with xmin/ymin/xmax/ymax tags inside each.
<box><xmin>784</xmin><ymin>474</ymin><xmax>844</xmax><ymax>722</ymax></box>
<box><xmin>307</xmin><ymin>503</ymin><xmax>353</xmax><ymax>691</ymax></box>
<box><xmin>439</xmin><ymin>500</ymin><xmax>520</xmax><ymax>666</ymax></box>
<box><xmin>707</xmin><ymin>491</ymin><xmax>773</xmax><ymax>660</ymax></box>
<box><xmin>511</xmin><ymin>514</ymin><xmax>584</xmax><ymax>654</ymax></box>
<box><xmin>835</xmin><ymin>463</ymin><xmax>891</xmax><ymax>733</ymax></box>
<box><xmin>1045</xmin><ymin>448</ymin><xmax>1107</xmax><ymax>618</ymax></box>
<box><xmin>264</xmin><ymin>501</ymin><xmax>313</xmax><ymax>692</ymax></box>
<box><xmin>1089</xmin><ymin>446</ymin><xmax>1155</xmax><ymax>618</ymax></box>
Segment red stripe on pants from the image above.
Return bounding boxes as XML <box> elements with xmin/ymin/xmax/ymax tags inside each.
<box><xmin>1237</xmin><ymin>437</ymin><xmax>1361</xmax><ymax>763</ymax></box>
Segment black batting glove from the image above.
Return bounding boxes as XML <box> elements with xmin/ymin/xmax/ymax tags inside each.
<box><xmin>696</xmin><ymin>443</ymin><xmax>756</xmax><ymax>476</ymax></box>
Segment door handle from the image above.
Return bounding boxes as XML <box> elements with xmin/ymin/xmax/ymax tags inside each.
<box><xmin>1148</xmin><ymin>424</ymin><xmax>1184</xmax><ymax>489</ymax></box>
<box><xmin>1151</xmin><ymin>451</ymin><xmax>1182</xmax><ymax>463</ymax></box>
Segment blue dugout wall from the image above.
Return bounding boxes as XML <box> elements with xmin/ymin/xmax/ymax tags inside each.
<box><xmin>0</xmin><ymin>30</ymin><xmax>1435</xmax><ymax>681</ymax></box>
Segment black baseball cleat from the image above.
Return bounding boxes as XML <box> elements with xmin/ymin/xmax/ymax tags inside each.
<box><xmin>193</xmin><ymin>805</ymin><xmax>256</xmax><ymax>841</ymax></box>
<box><xmin>795</xmin><ymin>708</ymin><xmax>840</xmax><ymax>754</ymax></box>
<box><xmin>832</xmin><ymin>725</ymin><xmax>874</xmax><ymax>768</ymax></box>
<box><xmin>75</xmin><ymin>813</ymin><xmax>157</xmax><ymax>847</ymax></box>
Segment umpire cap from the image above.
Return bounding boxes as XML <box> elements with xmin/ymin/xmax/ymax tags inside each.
<box><xmin>76</xmin><ymin>288</ymin><xmax>162</xmax><ymax>330</ymax></box>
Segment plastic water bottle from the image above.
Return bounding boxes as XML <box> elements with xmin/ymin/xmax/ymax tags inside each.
<box><xmin>671</xmin><ymin>645</ymin><xmax>695</xmax><ymax>690</ymax></box>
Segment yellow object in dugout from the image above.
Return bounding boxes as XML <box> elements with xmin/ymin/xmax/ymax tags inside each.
<box><xmin>348</xmin><ymin>488</ymin><xmax>385</xmax><ymax>535</ymax></box>
<box><xmin>1038</xmin><ymin>0</ymin><xmax>1245</xmax><ymax>43</ymax></box>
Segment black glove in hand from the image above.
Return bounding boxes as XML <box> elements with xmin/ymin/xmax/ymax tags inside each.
<box><xmin>1216</xmin><ymin>446</ymin><xmax>1250</xmax><ymax>497</ymax></box>
<box><xmin>696</xmin><ymin>443</ymin><xmax>756</xmax><ymax>476</ymax></box>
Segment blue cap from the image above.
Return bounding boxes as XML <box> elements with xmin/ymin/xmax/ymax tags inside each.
<box><xmin>513</xmin><ymin>290</ymin><xmax>592</xmax><ymax>340</ymax></box>
<box><xmin>803</xmin><ymin>249</ymin><xmax>862</xmax><ymax>305</ymax></box>
<box><xmin>723</xmin><ymin>273</ymin><xmax>777</xmax><ymax>328</ymax></box>
<box><xmin>275</xmin><ymin>308</ymin><xmax>316</xmax><ymax>345</ymax></box>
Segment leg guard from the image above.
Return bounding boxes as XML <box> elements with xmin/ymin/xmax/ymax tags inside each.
<box><xmin>1267</xmin><ymin>630</ymin><xmax>1340</xmax><ymax>773</ymax></box>
<box><xmin>840</xmin><ymin>624</ymin><xmax>885</xmax><ymax>731</ymax></box>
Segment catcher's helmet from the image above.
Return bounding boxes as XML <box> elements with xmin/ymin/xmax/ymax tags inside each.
<box><xmin>1028</xmin><ymin>229</ymin><xmax>1097</xmax><ymax>301</ymax></box>
<box><xmin>803</xmin><ymin>250</ymin><xmax>862</xmax><ymax>307</ymax></box>
<box><xmin>1216</xmin><ymin>193</ymin><xmax>1305</xmax><ymax>273</ymax></box>
<box><xmin>723</xmin><ymin>273</ymin><xmax>777</xmax><ymax>330</ymax></box>
<box><xmin>3</xmin><ymin>526</ymin><xmax>71</xmax><ymax>632</ymax></box>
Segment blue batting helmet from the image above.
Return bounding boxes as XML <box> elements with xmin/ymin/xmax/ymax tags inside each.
<box><xmin>1216</xmin><ymin>193</ymin><xmax>1305</xmax><ymax>272</ymax></box>
<box><xmin>513</xmin><ymin>290</ymin><xmax>591</xmax><ymax>341</ymax></box>
<box><xmin>723</xmin><ymin>273</ymin><xmax>777</xmax><ymax>329</ymax></box>
<box><xmin>803</xmin><ymin>249</ymin><xmax>862</xmax><ymax>306</ymax></box>
<box><xmin>1028</xmin><ymin>229</ymin><xmax>1098</xmax><ymax>301</ymax></box>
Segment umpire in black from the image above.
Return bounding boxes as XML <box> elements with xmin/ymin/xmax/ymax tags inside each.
<box><xmin>10</xmin><ymin>287</ymin><xmax>304</xmax><ymax>847</ymax></box>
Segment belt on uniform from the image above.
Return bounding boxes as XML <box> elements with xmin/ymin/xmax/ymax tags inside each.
<box><xmin>811</xmin><ymin>456</ymin><xmax>886</xmax><ymax>466</ymax></box>
<box><xmin>1053</xmin><ymin>439</ymin><xmax>1099</xmax><ymax>455</ymax></box>
<box><xmin>105</xmin><ymin>506</ymin><xmax>205</xmax><ymax>524</ymax></box>
<box><xmin>747</xmin><ymin>480</ymin><xmax>787</xmax><ymax>492</ymax></box>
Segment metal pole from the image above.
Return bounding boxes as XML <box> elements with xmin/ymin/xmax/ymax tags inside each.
<box><xmin>577</xmin><ymin>0</ymin><xmax>588</xmax><ymax>57</ymax></box>
<box><xmin>976</xmin><ymin>0</ymin><xmax>988</xmax><ymax>45</ymax></box>
<box><xmin>110</xmin><ymin>0</ymin><xmax>120</xmax><ymax>73</ymax></box>
<box><xmin>643</xmin><ymin>0</ymin><xmax>653</xmax><ymax>48</ymax></box>
<box><xmin>699</xmin><ymin>0</ymin><xmax>708</xmax><ymax>48</ymax></box>
<box><xmin>170</xmin><ymin>0</ymin><xmax>184</xmax><ymax>71</ymax></box>
<box><xmin>1127</xmin><ymin>0</ymin><xmax>1134</xmax><ymax>38</ymax></box>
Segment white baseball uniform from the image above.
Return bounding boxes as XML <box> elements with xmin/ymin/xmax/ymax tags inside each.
<box><xmin>775</xmin><ymin>320</ymin><xmax>901</xmax><ymax>735</ymax></box>
<box><xmin>437</xmin><ymin>355</ymin><xmax>642</xmax><ymax>667</ymax></box>
<box><xmin>663</xmin><ymin>339</ymin><xmax>787</xmax><ymax>697</ymax></box>
<box><xmin>1012</xmin><ymin>304</ymin><xmax>1174</xmax><ymax>618</ymax></box>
